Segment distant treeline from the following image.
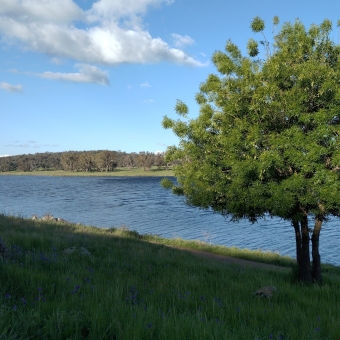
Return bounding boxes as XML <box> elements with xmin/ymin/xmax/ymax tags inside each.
<box><xmin>0</xmin><ymin>150</ymin><xmax>170</xmax><ymax>172</ymax></box>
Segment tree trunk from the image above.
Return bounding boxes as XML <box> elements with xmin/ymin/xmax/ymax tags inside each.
<box><xmin>292</xmin><ymin>219</ymin><xmax>302</xmax><ymax>269</ymax></box>
<box><xmin>300</xmin><ymin>215</ymin><xmax>312</xmax><ymax>283</ymax></box>
<box><xmin>311</xmin><ymin>216</ymin><xmax>322</xmax><ymax>282</ymax></box>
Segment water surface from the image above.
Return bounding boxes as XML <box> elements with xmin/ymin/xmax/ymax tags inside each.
<box><xmin>0</xmin><ymin>175</ymin><xmax>339</xmax><ymax>265</ymax></box>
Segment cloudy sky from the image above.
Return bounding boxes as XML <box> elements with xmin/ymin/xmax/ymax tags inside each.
<box><xmin>1</xmin><ymin>0</ymin><xmax>340</xmax><ymax>156</ymax></box>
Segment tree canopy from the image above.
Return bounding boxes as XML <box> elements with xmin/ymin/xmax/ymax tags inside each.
<box><xmin>162</xmin><ymin>17</ymin><xmax>340</xmax><ymax>282</ymax></box>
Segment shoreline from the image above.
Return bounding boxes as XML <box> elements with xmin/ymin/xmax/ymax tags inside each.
<box><xmin>1</xmin><ymin>213</ymin><xmax>295</xmax><ymax>268</ymax></box>
<box><xmin>1</xmin><ymin>214</ymin><xmax>338</xmax><ymax>270</ymax></box>
<box><xmin>0</xmin><ymin>168</ymin><xmax>174</xmax><ymax>177</ymax></box>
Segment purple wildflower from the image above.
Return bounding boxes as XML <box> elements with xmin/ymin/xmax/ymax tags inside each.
<box><xmin>72</xmin><ymin>285</ymin><xmax>80</xmax><ymax>294</ymax></box>
<box><xmin>214</xmin><ymin>297</ymin><xmax>223</xmax><ymax>307</ymax></box>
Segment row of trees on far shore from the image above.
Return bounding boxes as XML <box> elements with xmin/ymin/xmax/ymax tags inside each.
<box><xmin>0</xmin><ymin>150</ymin><xmax>170</xmax><ymax>173</ymax></box>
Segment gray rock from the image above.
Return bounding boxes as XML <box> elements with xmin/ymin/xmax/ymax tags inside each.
<box><xmin>63</xmin><ymin>246</ymin><xmax>77</xmax><ymax>254</ymax></box>
<box><xmin>80</xmin><ymin>247</ymin><xmax>92</xmax><ymax>256</ymax></box>
<box><xmin>41</xmin><ymin>213</ymin><xmax>56</xmax><ymax>221</ymax></box>
<box><xmin>31</xmin><ymin>214</ymin><xmax>70</xmax><ymax>223</ymax></box>
<box><xmin>56</xmin><ymin>217</ymin><xmax>68</xmax><ymax>223</ymax></box>
<box><xmin>63</xmin><ymin>246</ymin><xmax>92</xmax><ymax>256</ymax></box>
<box><xmin>253</xmin><ymin>286</ymin><xmax>277</xmax><ymax>299</ymax></box>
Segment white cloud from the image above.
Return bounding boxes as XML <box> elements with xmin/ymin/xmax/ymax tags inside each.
<box><xmin>0</xmin><ymin>0</ymin><xmax>84</xmax><ymax>23</ymax></box>
<box><xmin>171</xmin><ymin>33</ymin><xmax>195</xmax><ymax>48</ymax></box>
<box><xmin>50</xmin><ymin>57</ymin><xmax>63</xmax><ymax>65</ymax></box>
<box><xmin>140</xmin><ymin>82</ymin><xmax>151</xmax><ymax>88</ymax></box>
<box><xmin>144</xmin><ymin>99</ymin><xmax>154</xmax><ymax>103</ymax></box>
<box><xmin>0</xmin><ymin>0</ymin><xmax>206</xmax><ymax>67</ymax></box>
<box><xmin>4</xmin><ymin>141</ymin><xmax>59</xmax><ymax>148</ymax></box>
<box><xmin>0</xmin><ymin>82</ymin><xmax>22</xmax><ymax>92</ymax></box>
<box><xmin>40</xmin><ymin>63</ymin><xmax>110</xmax><ymax>85</ymax></box>
<box><xmin>0</xmin><ymin>155</ymin><xmax>10</xmax><ymax>157</ymax></box>
<box><xmin>87</xmin><ymin>0</ymin><xmax>174</xmax><ymax>24</ymax></box>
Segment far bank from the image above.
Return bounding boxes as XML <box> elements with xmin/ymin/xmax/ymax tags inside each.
<box><xmin>0</xmin><ymin>167</ymin><xmax>174</xmax><ymax>177</ymax></box>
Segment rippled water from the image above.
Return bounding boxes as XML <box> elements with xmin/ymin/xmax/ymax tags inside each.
<box><xmin>0</xmin><ymin>175</ymin><xmax>339</xmax><ymax>265</ymax></box>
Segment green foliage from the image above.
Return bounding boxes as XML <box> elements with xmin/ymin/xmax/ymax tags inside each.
<box><xmin>212</xmin><ymin>51</ymin><xmax>235</xmax><ymax>74</ymax></box>
<box><xmin>225</xmin><ymin>40</ymin><xmax>242</xmax><ymax>59</ymax></box>
<box><xmin>162</xmin><ymin>17</ymin><xmax>340</xmax><ymax>223</ymax></box>
<box><xmin>175</xmin><ymin>100</ymin><xmax>189</xmax><ymax>117</ymax></box>
<box><xmin>247</xmin><ymin>38</ymin><xmax>259</xmax><ymax>57</ymax></box>
<box><xmin>320</xmin><ymin>19</ymin><xmax>332</xmax><ymax>33</ymax></box>
<box><xmin>195</xmin><ymin>92</ymin><xmax>207</xmax><ymax>105</ymax></box>
<box><xmin>251</xmin><ymin>16</ymin><xmax>265</xmax><ymax>32</ymax></box>
<box><xmin>160</xmin><ymin>177</ymin><xmax>173</xmax><ymax>189</ymax></box>
<box><xmin>161</xmin><ymin>116</ymin><xmax>174</xmax><ymax>129</ymax></box>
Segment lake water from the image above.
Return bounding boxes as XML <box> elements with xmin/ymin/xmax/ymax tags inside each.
<box><xmin>0</xmin><ymin>175</ymin><xmax>339</xmax><ymax>266</ymax></box>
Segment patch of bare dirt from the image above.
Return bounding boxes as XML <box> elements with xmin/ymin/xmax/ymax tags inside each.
<box><xmin>164</xmin><ymin>245</ymin><xmax>291</xmax><ymax>272</ymax></box>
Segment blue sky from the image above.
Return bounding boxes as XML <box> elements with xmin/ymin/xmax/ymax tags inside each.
<box><xmin>1</xmin><ymin>0</ymin><xmax>340</xmax><ymax>156</ymax></box>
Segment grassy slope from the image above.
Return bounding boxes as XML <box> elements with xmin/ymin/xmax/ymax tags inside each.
<box><xmin>1</xmin><ymin>215</ymin><xmax>340</xmax><ymax>339</ymax></box>
<box><xmin>0</xmin><ymin>167</ymin><xmax>174</xmax><ymax>177</ymax></box>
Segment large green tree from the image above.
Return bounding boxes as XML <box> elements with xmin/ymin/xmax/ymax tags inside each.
<box><xmin>162</xmin><ymin>17</ymin><xmax>340</xmax><ymax>283</ymax></box>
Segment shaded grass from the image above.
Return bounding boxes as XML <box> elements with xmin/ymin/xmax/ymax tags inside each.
<box><xmin>143</xmin><ymin>234</ymin><xmax>297</xmax><ymax>268</ymax></box>
<box><xmin>1</xmin><ymin>214</ymin><xmax>340</xmax><ymax>339</ymax></box>
<box><xmin>0</xmin><ymin>167</ymin><xmax>174</xmax><ymax>177</ymax></box>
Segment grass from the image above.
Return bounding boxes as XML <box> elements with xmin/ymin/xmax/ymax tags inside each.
<box><xmin>0</xmin><ymin>167</ymin><xmax>174</xmax><ymax>177</ymax></box>
<box><xmin>1</xmin><ymin>214</ymin><xmax>340</xmax><ymax>339</ymax></box>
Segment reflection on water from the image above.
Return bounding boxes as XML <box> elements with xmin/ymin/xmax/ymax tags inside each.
<box><xmin>0</xmin><ymin>175</ymin><xmax>339</xmax><ymax>265</ymax></box>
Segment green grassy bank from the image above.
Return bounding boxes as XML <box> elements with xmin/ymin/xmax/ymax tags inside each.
<box><xmin>0</xmin><ymin>167</ymin><xmax>174</xmax><ymax>177</ymax></box>
<box><xmin>1</xmin><ymin>215</ymin><xmax>340</xmax><ymax>339</ymax></box>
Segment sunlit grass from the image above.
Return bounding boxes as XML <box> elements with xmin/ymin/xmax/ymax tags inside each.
<box><xmin>1</xmin><ymin>214</ymin><xmax>339</xmax><ymax>339</ymax></box>
<box><xmin>0</xmin><ymin>167</ymin><xmax>174</xmax><ymax>177</ymax></box>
